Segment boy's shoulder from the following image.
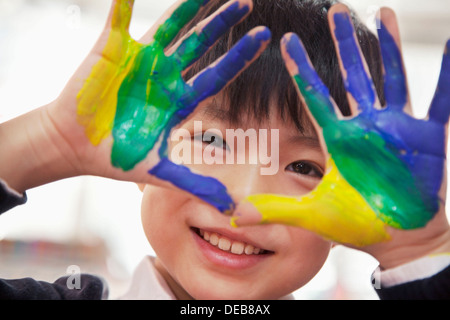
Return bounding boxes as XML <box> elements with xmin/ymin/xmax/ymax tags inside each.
<box><xmin>0</xmin><ymin>274</ymin><xmax>108</xmax><ymax>300</ymax></box>
<box><xmin>0</xmin><ymin>179</ymin><xmax>27</xmax><ymax>215</ymax></box>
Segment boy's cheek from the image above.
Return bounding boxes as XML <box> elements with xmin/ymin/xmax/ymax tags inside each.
<box><xmin>140</xmin><ymin>185</ymin><xmax>187</xmax><ymax>227</ymax></box>
<box><xmin>280</xmin><ymin>228</ymin><xmax>331</xmax><ymax>281</ymax></box>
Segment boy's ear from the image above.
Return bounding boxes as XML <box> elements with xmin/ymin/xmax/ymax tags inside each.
<box><xmin>137</xmin><ymin>183</ymin><xmax>146</xmax><ymax>192</ymax></box>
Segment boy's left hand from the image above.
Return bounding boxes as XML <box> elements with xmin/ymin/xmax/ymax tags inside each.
<box><xmin>233</xmin><ymin>4</ymin><xmax>450</xmax><ymax>269</ymax></box>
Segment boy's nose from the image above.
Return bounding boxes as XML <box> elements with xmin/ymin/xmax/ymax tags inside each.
<box><xmin>224</xmin><ymin>164</ymin><xmax>274</xmax><ymax>203</ymax></box>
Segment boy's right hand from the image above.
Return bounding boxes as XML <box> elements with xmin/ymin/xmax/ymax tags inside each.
<box><xmin>0</xmin><ymin>0</ymin><xmax>270</xmax><ymax>212</ymax></box>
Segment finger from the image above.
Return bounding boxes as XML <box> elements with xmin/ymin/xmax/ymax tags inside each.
<box><xmin>328</xmin><ymin>4</ymin><xmax>379</xmax><ymax>116</ymax></box>
<box><xmin>138</xmin><ymin>1</ymin><xmax>187</xmax><ymax>44</ymax></box>
<box><xmin>231</xmin><ymin>194</ymin><xmax>389</xmax><ymax>246</ymax></box>
<box><xmin>280</xmin><ymin>32</ymin><xmax>340</xmax><ymax>128</ymax></box>
<box><xmin>377</xmin><ymin>7</ymin><xmax>411</xmax><ymax>114</ymax></box>
<box><xmin>428</xmin><ymin>40</ymin><xmax>450</xmax><ymax>124</ymax></box>
<box><xmin>177</xmin><ymin>26</ymin><xmax>271</xmax><ymax>117</ymax></box>
<box><xmin>170</xmin><ymin>0</ymin><xmax>252</xmax><ymax>70</ymax></box>
<box><xmin>148</xmin><ymin>157</ymin><xmax>235</xmax><ymax>213</ymax></box>
<box><xmin>106</xmin><ymin>0</ymin><xmax>135</xmax><ymax>32</ymax></box>
<box><xmin>231</xmin><ymin>159</ymin><xmax>391</xmax><ymax>246</ymax></box>
<box><xmin>154</xmin><ymin>0</ymin><xmax>211</xmax><ymax>48</ymax></box>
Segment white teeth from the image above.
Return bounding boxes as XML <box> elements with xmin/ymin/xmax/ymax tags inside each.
<box><xmin>244</xmin><ymin>244</ymin><xmax>255</xmax><ymax>255</ymax></box>
<box><xmin>231</xmin><ymin>241</ymin><xmax>244</xmax><ymax>255</ymax></box>
<box><xmin>210</xmin><ymin>233</ymin><xmax>219</xmax><ymax>246</ymax></box>
<box><xmin>197</xmin><ymin>229</ymin><xmax>265</xmax><ymax>255</ymax></box>
<box><xmin>218</xmin><ymin>238</ymin><xmax>231</xmax><ymax>251</ymax></box>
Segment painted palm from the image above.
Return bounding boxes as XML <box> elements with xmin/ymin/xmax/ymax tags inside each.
<box><xmin>76</xmin><ymin>0</ymin><xmax>270</xmax><ymax>213</ymax></box>
<box><xmin>237</xmin><ymin>11</ymin><xmax>450</xmax><ymax>246</ymax></box>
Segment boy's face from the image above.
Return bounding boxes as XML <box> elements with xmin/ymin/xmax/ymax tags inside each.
<box><xmin>140</xmin><ymin>96</ymin><xmax>331</xmax><ymax>299</ymax></box>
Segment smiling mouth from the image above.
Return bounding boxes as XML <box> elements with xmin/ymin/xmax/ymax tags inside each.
<box><xmin>192</xmin><ymin>227</ymin><xmax>272</xmax><ymax>255</ymax></box>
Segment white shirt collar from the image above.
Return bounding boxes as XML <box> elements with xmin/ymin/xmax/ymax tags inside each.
<box><xmin>118</xmin><ymin>256</ymin><xmax>177</xmax><ymax>300</ymax></box>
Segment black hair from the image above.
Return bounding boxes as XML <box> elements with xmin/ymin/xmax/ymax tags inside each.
<box><xmin>175</xmin><ymin>0</ymin><xmax>385</xmax><ymax>132</ymax></box>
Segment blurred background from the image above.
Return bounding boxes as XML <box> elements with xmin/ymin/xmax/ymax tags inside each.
<box><xmin>0</xmin><ymin>0</ymin><xmax>449</xmax><ymax>299</ymax></box>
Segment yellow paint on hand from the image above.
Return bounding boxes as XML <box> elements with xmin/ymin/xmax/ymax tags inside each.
<box><xmin>244</xmin><ymin>158</ymin><xmax>391</xmax><ymax>246</ymax></box>
<box><xmin>76</xmin><ymin>0</ymin><xmax>142</xmax><ymax>145</ymax></box>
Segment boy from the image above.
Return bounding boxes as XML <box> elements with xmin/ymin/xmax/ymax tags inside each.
<box><xmin>0</xmin><ymin>0</ymin><xmax>449</xmax><ymax>300</ymax></box>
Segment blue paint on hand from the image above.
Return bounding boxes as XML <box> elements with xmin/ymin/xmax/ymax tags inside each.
<box><xmin>333</xmin><ymin>12</ymin><xmax>376</xmax><ymax>112</ymax></box>
<box><xmin>149</xmin><ymin>157</ymin><xmax>235</xmax><ymax>213</ymax></box>
<box><xmin>282</xmin><ymin>33</ymin><xmax>337</xmax><ymax>126</ymax></box>
<box><xmin>377</xmin><ymin>21</ymin><xmax>408</xmax><ymax>110</ymax></box>
<box><xmin>429</xmin><ymin>40</ymin><xmax>450</xmax><ymax>123</ymax></box>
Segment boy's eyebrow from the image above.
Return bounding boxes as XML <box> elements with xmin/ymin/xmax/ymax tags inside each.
<box><xmin>200</xmin><ymin>104</ymin><xmax>231</xmax><ymax>122</ymax></box>
<box><xmin>287</xmin><ymin>134</ymin><xmax>322</xmax><ymax>149</ymax></box>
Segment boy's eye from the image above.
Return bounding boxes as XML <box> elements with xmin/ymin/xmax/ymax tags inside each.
<box><xmin>194</xmin><ymin>132</ymin><xmax>229</xmax><ymax>151</ymax></box>
<box><xmin>286</xmin><ymin>161</ymin><xmax>323</xmax><ymax>178</ymax></box>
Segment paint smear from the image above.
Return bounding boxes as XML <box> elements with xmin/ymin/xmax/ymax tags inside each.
<box><xmin>149</xmin><ymin>157</ymin><xmax>235</xmax><ymax>213</ymax></box>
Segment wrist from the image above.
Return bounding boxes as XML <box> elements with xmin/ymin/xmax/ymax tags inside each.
<box><xmin>371</xmin><ymin>220</ymin><xmax>450</xmax><ymax>270</ymax></box>
<box><xmin>0</xmin><ymin>102</ymin><xmax>80</xmax><ymax>193</ymax></box>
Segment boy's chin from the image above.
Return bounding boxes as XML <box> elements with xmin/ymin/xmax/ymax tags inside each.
<box><xmin>184</xmin><ymin>274</ymin><xmax>286</xmax><ymax>300</ymax></box>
